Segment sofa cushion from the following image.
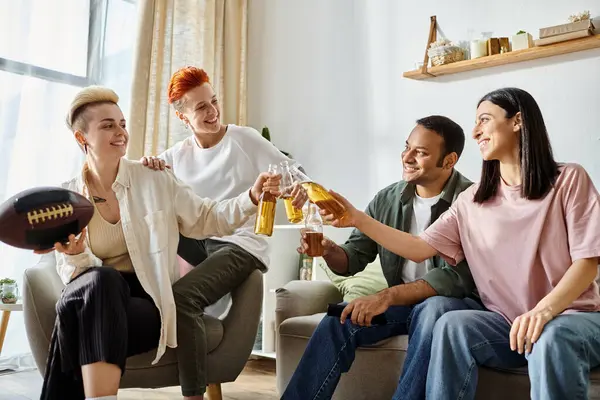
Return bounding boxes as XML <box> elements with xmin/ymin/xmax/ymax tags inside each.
<box><xmin>279</xmin><ymin>312</ymin><xmax>600</xmax><ymax>385</ymax></box>
<box><xmin>279</xmin><ymin>313</ymin><xmax>325</xmax><ymax>338</ymax></box>
<box><xmin>320</xmin><ymin>257</ymin><xmax>388</xmax><ymax>302</ymax></box>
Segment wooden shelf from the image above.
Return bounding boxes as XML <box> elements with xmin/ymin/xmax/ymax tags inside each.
<box><xmin>403</xmin><ymin>34</ymin><xmax>600</xmax><ymax>80</ymax></box>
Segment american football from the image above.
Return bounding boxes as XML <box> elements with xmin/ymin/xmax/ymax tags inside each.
<box><xmin>0</xmin><ymin>187</ymin><xmax>94</xmax><ymax>251</ymax></box>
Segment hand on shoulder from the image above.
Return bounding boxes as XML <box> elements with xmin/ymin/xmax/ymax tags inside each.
<box><xmin>140</xmin><ymin>156</ymin><xmax>170</xmax><ymax>171</ymax></box>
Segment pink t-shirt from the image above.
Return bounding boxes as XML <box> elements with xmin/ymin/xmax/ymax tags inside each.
<box><xmin>421</xmin><ymin>163</ymin><xmax>600</xmax><ymax>323</ymax></box>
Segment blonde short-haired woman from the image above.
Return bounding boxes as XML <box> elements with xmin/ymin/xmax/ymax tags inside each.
<box><xmin>38</xmin><ymin>86</ymin><xmax>279</xmax><ymax>400</ymax></box>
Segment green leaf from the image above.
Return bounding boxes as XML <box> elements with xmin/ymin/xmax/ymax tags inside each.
<box><xmin>260</xmin><ymin>125</ymin><xmax>293</xmax><ymax>158</ymax></box>
<box><xmin>261</xmin><ymin>126</ymin><xmax>271</xmax><ymax>142</ymax></box>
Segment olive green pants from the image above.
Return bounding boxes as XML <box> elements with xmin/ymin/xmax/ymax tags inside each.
<box><xmin>173</xmin><ymin>236</ymin><xmax>264</xmax><ymax>396</ymax></box>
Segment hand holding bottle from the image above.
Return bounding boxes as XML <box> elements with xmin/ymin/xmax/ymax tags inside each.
<box><xmin>254</xmin><ymin>164</ymin><xmax>279</xmax><ymax>236</ymax></box>
<box><xmin>289</xmin><ymin>183</ymin><xmax>308</xmax><ymax>209</ymax></box>
<box><xmin>286</xmin><ymin>163</ymin><xmax>348</xmax><ymax>221</ymax></box>
<box><xmin>319</xmin><ymin>190</ymin><xmax>363</xmax><ymax>228</ymax></box>
<box><xmin>250</xmin><ymin>171</ymin><xmax>281</xmax><ymax>205</ymax></box>
<box><xmin>280</xmin><ymin>161</ymin><xmax>306</xmax><ymax>223</ymax></box>
<box><xmin>262</xmin><ymin>172</ymin><xmax>282</xmax><ymax>196</ymax></box>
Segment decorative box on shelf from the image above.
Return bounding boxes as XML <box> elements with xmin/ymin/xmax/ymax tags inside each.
<box><xmin>512</xmin><ymin>31</ymin><xmax>534</xmax><ymax>51</ymax></box>
<box><xmin>535</xmin><ymin>18</ymin><xmax>595</xmax><ymax>46</ymax></box>
<box><xmin>539</xmin><ymin>19</ymin><xmax>595</xmax><ymax>39</ymax></box>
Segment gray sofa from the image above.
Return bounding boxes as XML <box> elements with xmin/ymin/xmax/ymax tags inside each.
<box><xmin>276</xmin><ymin>279</ymin><xmax>600</xmax><ymax>400</ymax></box>
<box><xmin>22</xmin><ymin>253</ymin><xmax>263</xmax><ymax>399</ymax></box>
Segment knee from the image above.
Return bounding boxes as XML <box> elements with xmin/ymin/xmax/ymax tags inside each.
<box><xmin>414</xmin><ymin>296</ymin><xmax>458</xmax><ymax>317</ymax></box>
<box><xmin>528</xmin><ymin>322</ymin><xmax>579</xmax><ymax>362</ymax></box>
<box><xmin>87</xmin><ymin>267</ymin><xmax>128</xmax><ymax>297</ymax></box>
<box><xmin>87</xmin><ymin>266</ymin><xmax>124</xmax><ymax>285</ymax></box>
<box><xmin>411</xmin><ymin>296</ymin><xmax>464</xmax><ymax>329</ymax></box>
<box><xmin>317</xmin><ymin>315</ymin><xmax>342</xmax><ymax>331</ymax></box>
<box><xmin>303</xmin><ymin>315</ymin><xmax>353</xmax><ymax>351</ymax></box>
<box><xmin>56</xmin><ymin>268</ymin><xmax>125</xmax><ymax>316</ymax></box>
<box><xmin>173</xmin><ymin>279</ymin><xmax>201</xmax><ymax>314</ymax></box>
<box><xmin>313</xmin><ymin>315</ymin><xmax>350</xmax><ymax>338</ymax></box>
<box><xmin>432</xmin><ymin>310</ymin><xmax>473</xmax><ymax>341</ymax></box>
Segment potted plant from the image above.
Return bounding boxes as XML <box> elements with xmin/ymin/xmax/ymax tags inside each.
<box><xmin>2</xmin><ymin>292</ymin><xmax>17</xmax><ymax>304</ymax></box>
<box><xmin>261</xmin><ymin>126</ymin><xmax>293</xmax><ymax>159</ymax></box>
<box><xmin>0</xmin><ymin>278</ymin><xmax>18</xmax><ymax>304</ymax></box>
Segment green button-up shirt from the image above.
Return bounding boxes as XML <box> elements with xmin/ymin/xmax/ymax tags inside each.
<box><xmin>339</xmin><ymin>169</ymin><xmax>477</xmax><ymax>298</ymax></box>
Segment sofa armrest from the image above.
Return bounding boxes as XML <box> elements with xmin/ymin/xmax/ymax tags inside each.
<box><xmin>22</xmin><ymin>253</ymin><xmax>64</xmax><ymax>374</ymax></box>
<box><xmin>275</xmin><ymin>280</ymin><xmax>343</xmax><ymax>329</ymax></box>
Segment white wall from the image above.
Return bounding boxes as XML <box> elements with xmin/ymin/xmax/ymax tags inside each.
<box><xmin>248</xmin><ymin>0</ymin><xmax>600</xmax><ymax>210</ymax></box>
<box><xmin>248</xmin><ymin>1</ymin><xmax>372</xmax><ymax>208</ymax></box>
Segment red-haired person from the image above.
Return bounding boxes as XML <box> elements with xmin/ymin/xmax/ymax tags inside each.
<box><xmin>37</xmin><ymin>86</ymin><xmax>280</xmax><ymax>400</ymax></box>
<box><xmin>141</xmin><ymin>67</ymin><xmax>305</xmax><ymax>399</ymax></box>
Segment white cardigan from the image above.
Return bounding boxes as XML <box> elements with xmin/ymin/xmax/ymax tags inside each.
<box><xmin>55</xmin><ymin>157</ymin><xmax>257</xmax><ymax>364</ymax></box>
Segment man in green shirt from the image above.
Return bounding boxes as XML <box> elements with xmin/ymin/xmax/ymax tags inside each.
<box><xmin>282</xmin><ymin>116</ymin><xmax>479</xmax><ymax>400</ymax></box>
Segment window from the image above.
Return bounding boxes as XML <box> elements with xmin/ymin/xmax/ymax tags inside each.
<box><xmin>0</xmin><ymin>0</ymin><xmax>137</xmax><ymax>361</ymax></box>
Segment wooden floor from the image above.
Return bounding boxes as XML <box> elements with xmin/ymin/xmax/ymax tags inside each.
<box><xmin>0</xmin><ymin>359</ymin><xmax>277</xmax><ymax>400</ymax></box>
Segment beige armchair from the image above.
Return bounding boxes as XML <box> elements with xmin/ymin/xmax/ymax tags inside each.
<box><xmin>22</xmin><ymin>253</ymin><xmax>263</xmax><ymax>400</ymax></box>
<box><xmin>276</xmin><ymin>279</ymin><xmax>600</xmax><ymax>400</ymax></box>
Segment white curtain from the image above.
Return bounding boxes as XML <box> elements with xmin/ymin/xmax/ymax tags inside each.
<box><xmin>125</xmin><ymin>0</ymin><xmax>249</xmax><ymax>319</ymax></box>
<box><xmin>127</xmin><ymin>0</ymin><xmax>248</xmax><ymax>160</ymax></box>
<box><xmin>0</xmin><ymin>0</ymin><xmax>138</xmax><ymax>369</ymax></box>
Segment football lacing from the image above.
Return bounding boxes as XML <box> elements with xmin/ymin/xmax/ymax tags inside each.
<box><xmin>27</xmin><ymin>203</ymin><xmax>74</xmax><ymax>225</ymax></box>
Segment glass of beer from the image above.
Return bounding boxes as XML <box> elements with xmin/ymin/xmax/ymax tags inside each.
<box><xmin>304</xmin><ymin>202</ymin><xmax>324</xmax><ymax>257</ymax></box>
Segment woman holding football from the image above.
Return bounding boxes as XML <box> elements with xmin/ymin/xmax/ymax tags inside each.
<box><xmin>37</xmin><ymin>86</ymin><xmax>283</xmax><ymax>400</ymax></box>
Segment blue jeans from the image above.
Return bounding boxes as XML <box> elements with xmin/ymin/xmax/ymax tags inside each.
<box><xmin>281</xmin><ymin>296</ymin><xmax>480</xmax><ymax>400</ymax></box>
<box><xmin>427</xmin><ymin>306</ymin><xmax>600</xmax><ymax>400</ymax></box>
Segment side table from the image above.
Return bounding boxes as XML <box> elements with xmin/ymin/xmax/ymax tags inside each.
<box><xmin>0</xmin><ymin>302</ymin><xmax>23</xmax><ymax>356</ymax></box>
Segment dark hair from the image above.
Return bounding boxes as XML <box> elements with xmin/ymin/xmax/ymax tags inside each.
<box><xmin>416</xmin><ymin>115</ymin><xmax>465</xmax><ymax>166</ymax></box>
<box><xmin>473</xmin><ymin>87</ymin><xmax>559</xmax><ymax>203</ymax></box>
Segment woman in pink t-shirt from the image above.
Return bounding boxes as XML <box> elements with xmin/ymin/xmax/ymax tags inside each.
<box><xmin>323</xmin><ymin>87</ymin><xmax>600</xmax><ymax>400</ymax></box>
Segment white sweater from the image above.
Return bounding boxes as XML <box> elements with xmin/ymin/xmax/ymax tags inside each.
<box><xmin>55</xmin><ymin>158</ymin><xmax>257</xmax><ymax>364</ymax></box>
<box><xmin>159</xmin><ymin>124</ymin><xmax>292</xmax><ymax>267</ymax></box>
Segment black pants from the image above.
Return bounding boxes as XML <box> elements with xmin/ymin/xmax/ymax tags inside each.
<box><xmin>41</xmin><ymin>267</ymin><xmax>161</xmax><ymax>400</ymax></box>
<box><xmin>174</xmin><ymin>236</ymin><xmax>265</xmax><ymax>396</ymax></box>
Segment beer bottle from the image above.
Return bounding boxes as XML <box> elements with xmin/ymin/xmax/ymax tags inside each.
<box><xmin>254</xmin><ymin>164</ymin><xmax>278</xmax><ymax>236</ymax></box>
<box><xmin>280</xmin><ymin>160</ymin><xmax>304</xmax><ymax>223</ymax></box>
<box><xmin>288</xmin><ymin>164</ymin><xmax>348</xmax><ymax>221</ymax></box>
